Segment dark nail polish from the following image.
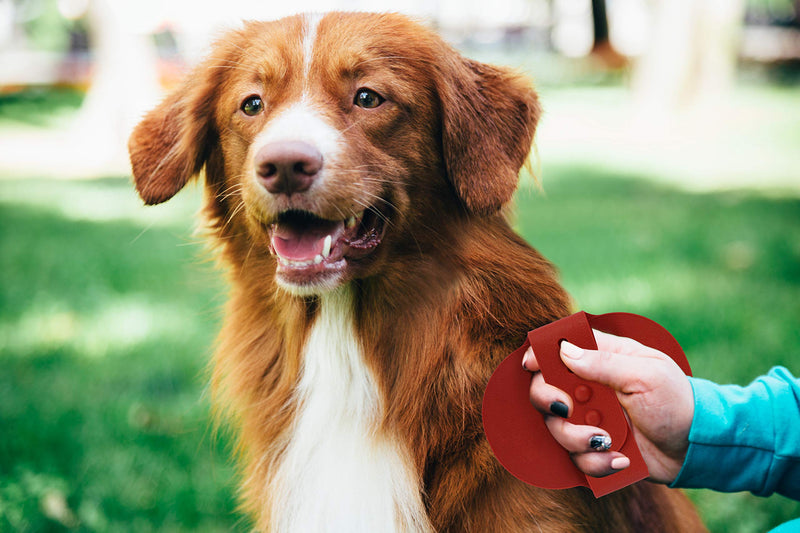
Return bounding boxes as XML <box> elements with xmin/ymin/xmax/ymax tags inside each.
<box><xmin>550</xmin><ymin>401</ymin><xmax>569</xmax><ymax>418</ymax></box>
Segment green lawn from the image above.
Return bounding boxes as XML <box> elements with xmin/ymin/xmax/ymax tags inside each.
<box><xmin>0</xmin><ymin>179</ymin><xmax>238</xmax><ymax>532</ymax></box>
<box><xmin>2</xmin><ymin>171</ymin><xmax>798</xmax><ymax>532</ymax></box>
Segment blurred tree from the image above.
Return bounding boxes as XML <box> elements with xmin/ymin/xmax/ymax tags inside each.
<box><xmin>632</xmin><ymin>0</ymin><xmax>747</xmax><ymax>122</ymax></box>
<box><xmin>68</xmin><ymin>0</ymin><xmax>162</xmax><ymax>172</ymax></box>
<box><xmin>590</xmin><ymin>0</ymin><xmax>627</xmax><ymax>68</ymax></box>
<box><xmin>591</xmin><ymin>0</ymin><xmax>609</xmax><ymax>45</ymax></box>
<box><xmin>0</xmin><ymin>0</ymin><xmax>163</xmax><ymax>177</ymax></box>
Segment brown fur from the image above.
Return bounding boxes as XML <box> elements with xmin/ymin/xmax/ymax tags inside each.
<box><xmin>129</xmin><ymin>11</ymin><xmax>705</xmax><ymax>532</ymax></box>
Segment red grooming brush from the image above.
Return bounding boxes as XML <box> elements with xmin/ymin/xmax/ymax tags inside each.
<box><xmin>482</xmin><ymin>312</ymin><xmax>692</xmax><ymax>498</ymax></box>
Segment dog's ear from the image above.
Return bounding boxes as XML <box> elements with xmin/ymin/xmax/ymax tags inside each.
<box><xmin>128</xmin><ymin>65</ymin><xmax>218</xmax><ymax>205</ymax></box>
<box><xmin>438</xmin><ymin>56</ymin><xmax>541</xmax><ymax>215</ymax></box>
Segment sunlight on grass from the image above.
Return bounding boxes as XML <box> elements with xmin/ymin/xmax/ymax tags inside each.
<box><xmin>533</xmin><ymin>85</ymin><xmax>800</xmax><ymax>194</ymax></box>
<box><xmin>0</xmin><ymin>177</ymin><xmax>203</xmax><ymax>228</ymax></box>
<box><xmin>1</xmin><ymin>297</ymin><xmax>199</xmax><ymax>359</ymax></box>
<box><xmin>1</xmin><ymin>177</ymin><xmax>237</xmax><ymax>532</ymax></box>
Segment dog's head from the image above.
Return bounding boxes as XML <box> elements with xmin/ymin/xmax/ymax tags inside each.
<box><xmin>129</xmin><ymin>12</ymin><xmax>540</xmax><ymax>295</ymax></box>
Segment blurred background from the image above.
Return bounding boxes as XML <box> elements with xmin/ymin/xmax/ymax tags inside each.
<box><xmin>1</xmin><ymin>0</ymin><xmax>798</xmax><ymax>531</ymax></box>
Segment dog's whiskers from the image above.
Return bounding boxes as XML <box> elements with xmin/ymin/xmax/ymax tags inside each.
<box><xmin>340</xmin><ymin>116</ymin><xmax>369</xmax><ymax>135</ymax></box>
<box><xmin>352</xmin><ymin>197</ymin><xmax>393</xmax><ymax>228</ymax></box>
<box><xmin>221</xmin><ymin>126</ymin><xmax>252</xmax><ymax>145</ymax></box>
<box><xmin>219</xmin><ymin>181</ymin><xmax>245</xmax><ymax>203</ymax></box>
<box><xmin>225</xmin><ymin>201</ymin><xmax>247</xmax><ymax>226</ymax></box>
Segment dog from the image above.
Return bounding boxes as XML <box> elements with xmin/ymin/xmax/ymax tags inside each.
<box><xmin>129</xmin><ymin>11</ymin><xmax>704</xmax><ymax>532</ymax></box>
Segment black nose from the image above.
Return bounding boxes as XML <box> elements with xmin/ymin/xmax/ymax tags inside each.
<box><xmin>255</xmin><ymin>141</ymin><xmax>323</xmax><ymax>195</ymax></box>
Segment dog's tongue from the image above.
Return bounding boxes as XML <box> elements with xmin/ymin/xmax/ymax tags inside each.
<box><xmin>271</xmin><ymin>218</ymin><xmax>342</xmax><ymax>261</ymax></box>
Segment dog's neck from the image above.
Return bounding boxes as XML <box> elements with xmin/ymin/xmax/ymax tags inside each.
<box><xmin>297</xmin><ymin>286</ymin><xmax>378</xmax><ymax>423</ymax></box>
<box><xmin>269</xmin><ymin>285</ymin><xmax>434</xmax><ymax>533</ymax></box>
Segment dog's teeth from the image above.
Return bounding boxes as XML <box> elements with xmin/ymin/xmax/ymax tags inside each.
<box><xmin>278</xmin><ymin>256</ymin><xmax>316</xmax><ymax>268</ymax></box>
<box><xmin>322</xmin><ymin>235</ymin><xmax>332</xmax><ymax>258</ymax></box>
<box><xmin>346</xmin><ymin>216</ymin><xmax>357</xmax><ymax>229</ymax></box>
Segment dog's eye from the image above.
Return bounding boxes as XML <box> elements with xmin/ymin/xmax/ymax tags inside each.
<box><xmin>241</xmin><ymin>95</ymin><xmax>264</xmax><ymax>116</ymax></box>
<box><xmin>354</xmin><ymin>88</ymin><xmax>384</xmax><ymax>109</ymax></box>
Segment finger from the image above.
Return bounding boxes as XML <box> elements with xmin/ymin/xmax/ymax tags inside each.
<box><xmin>523</xmin><ymin>331</ymin><xmax>655</xmax><ymax>371</ymax></box>
<box><xmin>559</xmin><ymin>340</ymin><xmax>662</xmax><ymax>394</ymax></box>
<box><xmin>592</xmin><ymin>329</ymin><xmax>663</xmax><ymax>358</ymax></box>
<box><xmin>571</xmin><ymin>451</ymin><xmax>631</xmax><ymax>478</ymax></box>
<box><xmin>544</xmin><ymin>416</ymin><xmax>613</xmax><ymax>454</ymax></box>
<box><xmin>521</xmin><ymin>346</ymin><xmax>539</xmax><ymax>372</ymax></box>
<box><xmin>528</xmin><ymin>371</ymin><xmax>572</xmax><ymax>418</ymax></box>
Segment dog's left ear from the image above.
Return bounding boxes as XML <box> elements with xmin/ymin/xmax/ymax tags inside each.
<box><xmin>437</xmin><ymin>56</ymin><xmax>541</xmax><ymax>215</ymax></box>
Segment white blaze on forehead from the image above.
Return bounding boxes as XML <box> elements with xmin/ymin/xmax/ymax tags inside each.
<box><xmin>250</xmin><ymin>14</ymin><xmax>338</xmax><ymax>168</ymax></box>
<box><xmin>253</xmin><ymin>101</ymin><xmax>341</xmax><ymax>162</ymax></box>
<box><xmin>303</xmin><ymin>13</ymin><xmax>324</xmax><ymax>84</ymax></box>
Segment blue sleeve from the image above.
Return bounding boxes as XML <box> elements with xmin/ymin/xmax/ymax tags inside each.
<box><xmin>670</xmin><ymin>367</ymin><xmax>800</xmax><ymax>500</ymax></box>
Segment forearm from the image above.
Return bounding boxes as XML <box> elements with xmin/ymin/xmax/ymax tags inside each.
<box><xmin>670</xmin><ymin>367</ymin><xmax>800</xmax><ymax>500</ymax></box>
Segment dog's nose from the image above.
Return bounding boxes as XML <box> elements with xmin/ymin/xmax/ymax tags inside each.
<box><xmin>255</xmin><ymin>141</ymin><xmax>323</xmax><ymax>195</ymax></box>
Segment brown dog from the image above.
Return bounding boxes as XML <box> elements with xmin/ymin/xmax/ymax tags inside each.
<box><xmin>129</xmin><ymin>11</ymin><xmax>704</xmax><ymax>532</ymax></box>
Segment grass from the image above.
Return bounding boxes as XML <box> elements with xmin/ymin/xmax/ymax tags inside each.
<box><xmin>1</xmin><ymin>86</ymin><xmax>798</xmax><ymax>531</ymax></box>
<box><xmin>2</xmin><ymin>172</ymin><xmax>798</xmax><ymax>532</ymax></box>
<box><xmin>0</xmin><ymin>179</ymin><xmax>239</xmax><ymax>532</ymax></box>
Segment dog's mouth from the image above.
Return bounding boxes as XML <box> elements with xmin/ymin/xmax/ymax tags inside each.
<box><xmin>267</xmin><ymin>209</ymin><xmax>385</xmax><ymax>284</ymax></box>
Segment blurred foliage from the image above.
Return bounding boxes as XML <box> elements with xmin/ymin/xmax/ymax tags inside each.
<box><xmin>746</xmin><ymin>0</ymin><xmax>797</xmax><ymax>23</ymax></box>
<box><xmin>0</xmin><ymin>88</ymin><xmax>84</xmax><ymax>128</ymax></box>
<box><xmin>16</xmin><ymin>0</ymin><xmax>75</xmax><ymax>52</ymax></box>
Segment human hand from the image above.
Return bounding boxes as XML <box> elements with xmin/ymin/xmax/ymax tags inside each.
<box><xmin>522</xmin><ymin>330</ymin><xmax>694</xmax><ymax>484</ymax></box>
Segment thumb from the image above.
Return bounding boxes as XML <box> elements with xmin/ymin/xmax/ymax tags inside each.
<box><xmin>559</xmin><ymin>340</ymin><xmax>648</xmax><ymax>394</ymax></box>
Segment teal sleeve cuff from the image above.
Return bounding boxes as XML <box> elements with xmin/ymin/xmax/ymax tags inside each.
<box><xmin>768</xmin><ymin>518</ymin><xmax>800</xmax><ymax>533</ymax></box>
<box><xmin>670</xmin><ymin>367</ymin><xmax>800</xmax><ymax>500</ymax></box>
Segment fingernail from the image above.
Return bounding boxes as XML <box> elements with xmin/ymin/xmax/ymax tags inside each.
<box><xmin>560</xmin><ymin>341</ymin><xmax>584</xmax><ymax>359</ymax></box>
<box><xmin>610</xmin><ymin>456</ymin><xmax>631</xmax><ymax>471</ymax></box>
<box><xmin>550</xmin><ymin>401</ymin><xmax>569</xmax><ymax>418</ymax></box>
<box><xmin>589</xmin><ymin>435</ymin><xmax>612</xmax><ymax>451</ymax></box>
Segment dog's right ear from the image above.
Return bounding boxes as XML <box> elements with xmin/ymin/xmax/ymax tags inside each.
<box><xmin>128</xmin><ymin>67</ymin><xmax>217</xmax><ymax>205</ymax></box>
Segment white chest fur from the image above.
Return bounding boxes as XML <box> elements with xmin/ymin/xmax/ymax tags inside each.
<box><xmin>270</xmin><ymin>288</ymin><xmax>433</xmax><ymax>533</ymax></box>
